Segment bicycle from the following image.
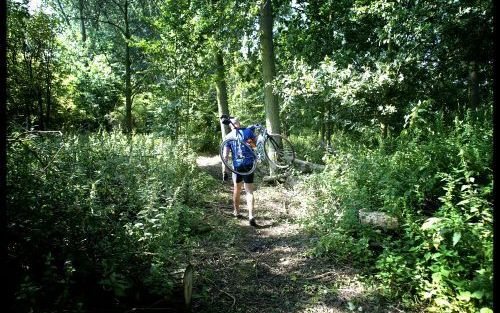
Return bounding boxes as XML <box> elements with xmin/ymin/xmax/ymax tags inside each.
<box><xmin>219</xmin><ymin>115</ymin><xmax>295</xmax><ymax>176</ymax></box>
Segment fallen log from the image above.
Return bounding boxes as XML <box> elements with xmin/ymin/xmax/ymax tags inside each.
<box><xmin>358</xmin><ymin>209</ymin><xmax>399</xmax><ymax>230</ymax></box>
<box><xmin>292</xmin><ymin>158</ymin><xmax>326</xmax><ymax>172</ymax></box>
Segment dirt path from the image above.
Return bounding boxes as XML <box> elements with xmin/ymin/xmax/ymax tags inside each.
<box><xmin>188</xmin><ymin>156</ymin><xmax>400</xmax><ymax>313</ymax></box>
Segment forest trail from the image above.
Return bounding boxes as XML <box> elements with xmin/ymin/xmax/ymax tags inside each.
<box><xmin>188</xmin><ymin>155</ymin><xmax>397</xmax><ymax>313</ymax></box>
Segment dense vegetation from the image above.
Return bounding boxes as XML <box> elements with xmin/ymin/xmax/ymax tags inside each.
<box><xmin>7</xmin><ymin>131</ymin><xmax>215</xmax><ymax>311</ymax></box>
<box><xmin>6</xmin><ymin>0</ymin><xmax>493</xmax><ymax>312</ymax></box>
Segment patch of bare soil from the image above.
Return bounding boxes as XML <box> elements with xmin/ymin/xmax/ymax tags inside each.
<box><xmin>187</xmin><ymin>156</ymin><xmax>402</xmax><ymax>313</ymax></box>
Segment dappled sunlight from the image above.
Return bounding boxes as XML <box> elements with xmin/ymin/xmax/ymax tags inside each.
<box><xmin>189</xmin><ymin>155</ymin><xmax>397</xmax><ymax>312</ymax></box>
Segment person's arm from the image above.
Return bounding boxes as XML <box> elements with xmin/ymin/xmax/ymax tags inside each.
<box><xmin>247</xmin><ymin>129</ymin><xmax>257</xmax><ymax>148</ymax></box>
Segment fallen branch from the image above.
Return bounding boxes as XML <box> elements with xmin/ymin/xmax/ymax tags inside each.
<box><xmin>220</xmin><ymin>289</ymin><xmax>236</xmax><ymax>308</ymax></box>
<box><xmin>292</xmin><ymin>158</ymin><xmax>325</xmax><ymax>172</ymax></box>
<box><xmin>359</xmin><ymin>209</ymin><xmax>399</xmax><ymax>230</ymax></box>
<box><xmin>306</xmin><ymin>271</ymin><xmax>338</xmax><ymax>280</ymax></box>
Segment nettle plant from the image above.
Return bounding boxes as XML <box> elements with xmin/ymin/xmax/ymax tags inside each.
<box><xmin>375</xmin><ymin>113</ymin><xmax>493</xmax><ymax>312</ymax></box>
<box><xmin>7</xmin><ymin>131</ymin><xmax>214</xmax><ymax>311</ymax></box>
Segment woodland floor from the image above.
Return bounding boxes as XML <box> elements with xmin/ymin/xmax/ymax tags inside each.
<box><xmin>149</xmin><ymin>155</ymin><xmax>406</xmax><ymax>313</ymax></box>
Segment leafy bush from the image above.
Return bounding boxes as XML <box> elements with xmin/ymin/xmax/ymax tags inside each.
<box><xmin>7</xmin><ymin>131</ymin><xmax>215</xmax><ymax>312</ymax></box>
<box><xmin>302</xmin><ymin>109</ymin><xmax>493</xmax><ymax>312</ymax></box>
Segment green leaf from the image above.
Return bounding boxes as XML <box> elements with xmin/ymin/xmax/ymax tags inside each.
<box><xmin>479</xmin><ymin>308</ymin><xmax>493</xmax><ymax>313</ymax></box>
<box><xmin>452</xmin><ymin>232</ymin><xmax>461</xmax><ymax>246</ymax></box>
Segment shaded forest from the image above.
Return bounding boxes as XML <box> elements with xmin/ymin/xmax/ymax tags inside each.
<box><xmin>5</xmin><ymin>0</ymin><xmax>493</xmax><ymax>312</ymax></box>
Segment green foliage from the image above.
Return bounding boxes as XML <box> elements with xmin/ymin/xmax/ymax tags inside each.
<box><xmin>302</xmin><ymin>109</ymin><xmax>493</xmax><ymax>312</ymax></box>
<box><xmin>7</xmin><ymin>131</ymin><xmax>215</xmax><ymax>312</ymax></box>
<box><xmin>7</xmin><ymin>1</ymin><xmax>64</xmax><ymax>130</ymax></box>
<box><xmin>287</xmin><ymin>131</ymin><xmax>327</xmax><ymax>164</ymax></box>
<box><xmin>70</xmin><ymin>54</ymin><xmax>122</xmax><ymax>130</ymax></box>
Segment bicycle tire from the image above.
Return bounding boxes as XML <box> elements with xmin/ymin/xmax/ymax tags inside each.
<box><xmin>263</xmin><ymin>134</ymin><xmax>295</xmax><ymax>168</ymax></box>
<box><xmin>219</xmin><ymin>138</ymin><xmax>257</xmax><ymax>176</ymax></box>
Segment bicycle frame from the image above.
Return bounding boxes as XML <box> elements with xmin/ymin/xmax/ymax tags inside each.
<box><xmin>248</xmin><ymin>124</ymin><xmax>268</xmax><ymax>162</ymax></box>
<box><xmin>225</xmin><ymin>120</ymin><xmax>280</xmax><ymax>163</ymax></box>
<box><xmin>220</xmin><ymin>115</ymin><xmax>294</xmax><ymax>172</ymax></box>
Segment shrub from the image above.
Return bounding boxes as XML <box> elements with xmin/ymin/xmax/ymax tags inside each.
<box><xmin>302</xmin><ymin>109</ymin><xmax>493</xmax><ymax>312</ymax></box>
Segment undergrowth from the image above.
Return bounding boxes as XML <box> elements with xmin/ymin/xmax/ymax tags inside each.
<box><xmin>300</xmin><ymin>109</ymin><xmax>493</xmax><ymax>313</ymax></box>
<box><xmin>7</xmin><ymin>131</ymin><xmax>216</xmax><ymax>312</ymax></box>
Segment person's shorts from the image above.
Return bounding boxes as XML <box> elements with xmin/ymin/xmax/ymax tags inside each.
<box><xmin>232</xmin><ymin>164</ymin><xmax>254</xmax><ymax>184</ymax></box>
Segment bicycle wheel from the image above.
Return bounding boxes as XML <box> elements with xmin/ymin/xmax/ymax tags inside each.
<box><xmin>263</xmin><ymin>134</ymin><xmax>295</xmax><ymax>168</ymax></box>
<box><xmin>219</xmin><ymin>138</ymin><xmax>257</xmax><ymax>175</ymax></box>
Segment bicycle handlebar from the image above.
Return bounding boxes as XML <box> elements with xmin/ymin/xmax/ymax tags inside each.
<box><xmin>220</xmin><ymin>115</ymin><xmax>232</xmax><ymax>125</ymax></box>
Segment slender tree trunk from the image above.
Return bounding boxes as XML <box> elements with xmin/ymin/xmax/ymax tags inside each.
<box><xmin>215</xmin><ymin>50</ymin><xmax>230</xmax><ymax>139</ymax></box>
<box><xmin>215</xmin><ymin>50</ymin><xmax>230</xmax><ymax>177</ymax></box>
<box><xmin>24</xmin><ymin>89</ymin><xmax>31</xmax><ymax>129</ymax></box>
<box><xmin>319</xmin><ymin>101</ymin><xmax>326</xmax><ymax>143</ymax></box>
<box><xmin>124</xmin><ymin>0</ymin><xmax>133</xmax><ymax>134</ymax></box>
<box><xmin>380</xmin><ymin>121</ymin><xmax>388</xmax><ymax>139</ymax></box>
<box><xmin>259</xmin><ymin>0</ymin><xmax>280</xmax><ymax>136</ymax></box>
<box><xmin>79</xmin><ymin>0</ymin><xmax>87</xmax><ymax>42</ymax></box>
<box><xmin>325</xmin><ymin>102</ymin><xmax>332</xmax><ymax>147</ymax></box>
<box><xmin>26</xmin><ymin>57</ymin><xmax>33</xmax><ymax>129</ymax></box>
<box><xmin>260</xmin><ymin>0</ymin><xmax>281</xmax><ymax>175</ymax></box>
<box><xmin>173</xmin><ymin>37</ymin><xmax>180</xmax><ymax>140</ymax></box>
<box><xmin>55</xmin><ymin>0</ymin><xmax>71</xmax><ymax>26</ymax></box>
<box><xmin>36</xmin><ymin>87</ymin><xmax>44</xmax><ymax>130</ymax></box>
<box><xmin>45</xmin><ymin>67</ymin><xmax>51</xmax><ymax>129</ymax></box>
<box><xmin>469</xmin><ymin>61</ymin><xmax>479</xmax><ymax>109</ymax></box>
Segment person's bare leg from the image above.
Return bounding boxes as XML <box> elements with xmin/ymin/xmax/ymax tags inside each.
<box><xmin>244</xmin><ymin>183</ymin><xmax>254</xmax><ymax>220</ymax></box>
<box><xmin>233</xmin><ymin>181</ymin><xmax>243</xmax><ymax>216</ymax></box>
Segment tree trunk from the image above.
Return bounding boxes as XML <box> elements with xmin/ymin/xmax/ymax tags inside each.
<box><xmin>325</xmin><ymin>102</ymin><xmax>332</xmax><ymax>146</ymax></box>
<box><xmin>380</xmin><ymin>121</ymin><xmax>388</xmax><ymax>140</ymax></box>
<box><xmin>124</xmin><ymin>1</ymin><xmax>133</xmax><ymax>134</ymax></box>
<box><xmin>469</xmin><ymin>61</ymin><xmax>479</xmax><ymax>109</ymax></box>
<box><xmin>215</xmin><ymin>50</ymin><xmax>230</xmax><ymax>139</ymax></box>
<box><xmin>36</xmin><ymin>87</ymin><xmax>44</xmax><ymax>130</ymax></box>
<box><xmin>260</xmin><ymin>0</ymin><xmax>281</xmax><ymax>175</ymax></box>
<box><xmin>79</xmin><ymin>0</ymin><xmax>87</xmax><ymax>42</ymax></box>
<box><xmin>45</xmin><ymin>66</ymin><xmax>51</xmax><ymax>129</ymax></box>
<box><xmin>319</xmin><ymin>101</ymin><xmax>325</xmax><ymax>143</ymax></box>
<box><xmin>26</xmin><ymin>57</ymin><xmax>33</xmax><ymax>129</ymax></box>
<box><xmin>215</xmin><ymin>50</ymin><xmax>230</xmax><ymax>177</ymax></box>
<box><xmin>259</xmin><ymin>0</ymin><xmax>280</xmax><ymax>136</ymax></box>
<box><xmin>25</xmin><ymin>90</ymin><xmax>31</xmax><ymax>129</ymax></box>
<box><xmin>55</xmin><ymin>0</ymin><xmax>71</xmax><ymax>27</ymax></box>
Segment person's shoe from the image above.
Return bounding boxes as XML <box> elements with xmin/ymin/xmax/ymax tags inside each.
<box><xmin>249</xmin><ymin>218</ymin><xmax>257</xmax><ymax>227</ymax></box>
<box><xmin>233</xmin><ymin>211</ymin><xmax>242</xmax><ymax>218</ymax></box>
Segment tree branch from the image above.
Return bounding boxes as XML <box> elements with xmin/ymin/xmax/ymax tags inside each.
<box><xmin>80</xmin><ymin>16</ymin><xmax>125</xmax><ymax>35</ymax></box>
<box><xmin>54</xmin><ymin>0</ymin><xmax>72</xmax><ymax>26</ymax></box>
<box><xmin>109</xmin><ymin>0</ymin><xmax>126</xmax><ymax>16</ymax></box>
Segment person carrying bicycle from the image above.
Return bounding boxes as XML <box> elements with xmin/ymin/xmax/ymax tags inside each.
<box><xmin>221</xmin><ymin>116</ymin><xmax>258</xmax><ymax>227</ymax></box>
